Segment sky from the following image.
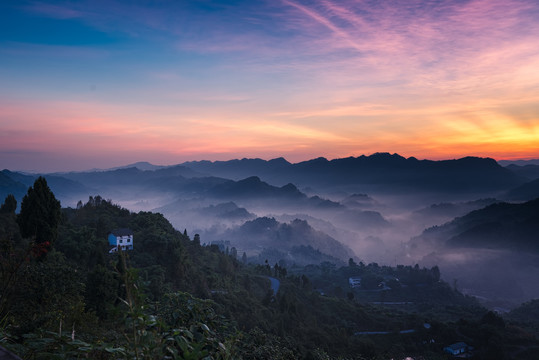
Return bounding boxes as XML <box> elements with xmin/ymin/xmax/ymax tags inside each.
<box><xmin>1</xmin><ymin>0</ymin><xmax>538</xmax><ymax>172</ymax></box>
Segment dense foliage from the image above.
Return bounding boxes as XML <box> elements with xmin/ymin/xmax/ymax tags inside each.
<box><xmin>17</xmin><ymin>177</ymin><xmax>61</xmax><ymax>249</ymax></box>
<box><xmin>1</xmin><ymin>181</ymin><xmax>538</xmax><ymax>359</ymax></box>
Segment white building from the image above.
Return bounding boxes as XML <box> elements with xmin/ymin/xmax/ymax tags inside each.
<box><xmin>349</xmin><ymin>277</ymin><xmax>362</xmax><ymax>288</ymax></box>
<box><xmin>108</xmin><ymin>228</ymin><xmax>133</xmax><ymax>253</ymax></box>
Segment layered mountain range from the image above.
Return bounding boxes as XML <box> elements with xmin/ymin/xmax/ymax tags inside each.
<box><xmin>3</xmin><ymin>153</ymin><xmax>535</xmax><ymax>202</ymax></box>
<box><xmin>412</xmin><ymin>198</ymin><xmax>539</xmax><ymax>252</ymax></box>
<box><xmin>182</xmin><ymin>153</ymin><xmax>524</xmax><ymax>194</ymax></box>
<box><xmin>2</xmin><ymin>153</ymin><xmax>539</xmax><ymax>268</ymax></box>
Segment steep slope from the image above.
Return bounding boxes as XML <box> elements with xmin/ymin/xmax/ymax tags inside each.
<box><xmin>412</xmin><ymin>198</ymin><xmax>500</xmax><ymax>227</ymax></box>
<box><xmin>504</xmin><ymin>178</ymin><xmax>539</xmax><ymax>201</ymax></box>
<box><xmin>0</xmin><ymin>171</ymin><xmax>28</xmax><ymax>202</ymax></box>
<box><xmin>1</xmin><ymin>170</ymin><xmax>88</xmax><ymax>205</ymax></box>
<box><xmin>505</xmin><ymin>164</ymin><xmax>539</xmax><ymax>181</ymax></box>
<box><xmin>208</xmin><ymin>176</ymin><xmax>306</xmax><ymax>200</ymax></box>
<box><xmin>412</xmin><ymin>198</ymin><xmax>539</xmax><ymax>252</ymax></box>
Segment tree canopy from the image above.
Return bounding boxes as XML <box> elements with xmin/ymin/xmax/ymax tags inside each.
<box><xmin>17</xmin><ymin>177</ymin><xmax>61</xmax><ymax>247</ymax></box>
<box><xmin>0</xmin><ymin>194</ymin><xmax>17</xmax><ymax>213</ymax></box>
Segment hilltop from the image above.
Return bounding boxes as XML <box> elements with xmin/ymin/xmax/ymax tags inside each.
<box><xmin>3</xmin><ymin>182</ymin><xmax>539</xmax><ymax>359</ymax></box>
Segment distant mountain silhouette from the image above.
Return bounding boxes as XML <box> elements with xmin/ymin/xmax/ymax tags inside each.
<box><xmin>202</xmin><ymin>176</ymin><xmax>389</xmax><ymax>229</ymax></box>
<box><xmin>2</xmin><ymin>165</ymin><xmax>360</xmax><ymax>215</ymax></box>
<box><xmin>1</xmin><ymin>169</ymin><xmax>35</xmax><ymax>187</ymax></box>
<box><xmin>57</xmin><ymin>167</ymin><xmax>151</xmax><ymax>188</ymax></box>
<box><xmin>152</xmin><ymin>173</ymin><xmax>385</xmax><ymax>233</ymax></box>
<box><xmin>155</xmin><ymin>200</ymin><xmax>256</xmax><ymax>232</ymax></box>
<box><xmin>341</xmin><ymin>193</ymin><xmax>378</xmax><ymax>209</ymax></box>
<box><xmin>0</xmin><ymin>170</ymin><xmax>28</xmax><ymax>202</ymax></box>
<box><xmin>223</xmin><ymin>217</ymin><xmax>355</xmax><ymax>263</ymax></box>
<box><xmin>498</xmin><ymin>159</ymin><xmax>539</xmax><ymax>166</ymax></box>
<box><xmin>208</xmin><ymin>176</ymin><xmax>305</xmax><ymax>199</ymax></box>
<box><xmin>1</xmin><ymin>170</ymin><xmax>88</xmax><ymax>205</ymax></box>
<box><xmin>59</xmin><ymin>165</ymin><xmax>199</xmax><ymax>187</ymax></box>
<box><xmin>507</xmin><ymin>299</ymin><xmax>539</xmax><ymax>325</ymax></box>
<box><xmin>505</xmin><ymin>164</ymin><xmax>539</xmax><ymax>181</ymax></box>
<box><xmin>182</xmin><ymin>157</ymin><xmax>291</xmax><ymax>180</ymax></box>
<box><xmin>2</xmin><ymin>153</ymin><xmax>524</xmax><ymax>205</ymax></box>
<box><xmin>413</xmin><ymin>198</ymin><xmax>499</xmax><ymax>223</ymax></box>
<box><xmin>412</xmin><ymin>198</ymin><xmax>539</xmax><ymax>252</ymax></box>
<box><xmin>109</xmin><ymin>161</ymin><xmax>167</xmax><ymax>171</ymax></box>
<box><xmin>505</xmin><ymin>178</ymin><xmax>539</xmax><ymax>201</ymax></box>
<box><xmin>181</xmin><ymin>153</ymin><xmax>523</xmax><ymax>194</ymax></box>
<box><xmin>200</xmin><ymin>202</ymin><xmax>255</xmax><ymax>220</ymax></box>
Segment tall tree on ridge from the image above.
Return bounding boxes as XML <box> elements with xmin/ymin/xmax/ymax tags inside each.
<box><xmin>17</xmin><ymin>177</ymin><xmax>61</xmax><ymax>249</ymax></box>
<box><xmin>0</xmin><ymin>194</ymin><xmax>17</xmax><ymax>213</ymax></box>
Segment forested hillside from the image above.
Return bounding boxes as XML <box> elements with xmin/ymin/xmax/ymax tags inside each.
<box><xmin>1</xmin><ymin>178</ymin><xmax>538</xmax><ymax>359</ymax></box>
<box><xmin>412</xmin><ymin>198</ymin><xmax>539</xmax><ymax>252</ymax></box>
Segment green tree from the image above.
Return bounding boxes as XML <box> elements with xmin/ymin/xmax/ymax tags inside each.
<box><xmin>17</xmin><ymin>177</ymin><xmax>61</xmax><ymax>247</ymax></box>
<box><xmin>0</xmin><ymin>215</ymin><xmax>27</xmax><ymax>318</ymax></box>
<box><xmin>361</xmin><ymin>273</ymin><xmax>383</xmax><ymax>290</ymax></box>
<box><xmin>85</xmin><ymin>264</ymin><xmax>119</xmax><ymax>319</ymax></box>
<box><xmin>0</xmin><ymin>194</ymin><xmax>17</xmax><ymax>213</ymax></box>
<box><xmin>10</xmin><ymin>251</ymin><xmax>89</xmax><ymax>335</ymax></box>
<box><xmin>431</xmin><ymin>265</ymin><xmax>441</xmax><ymax>283</ymax></box>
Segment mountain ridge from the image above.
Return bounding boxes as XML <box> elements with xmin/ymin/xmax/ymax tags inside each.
<box><xmin>179</xmin><ymin>153</ymin><xmax>524</xmax><ymax>194</ymax></box>
<box><xmin>411</xmin><ymin>198</ymin><xmax>539</xmax><ymax>252</ymax></box>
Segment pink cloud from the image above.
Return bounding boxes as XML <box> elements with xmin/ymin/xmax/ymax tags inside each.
<box><xmin>3</xmin><ymin>0</ymin><xmax>538</xmax><ymax>170</ymax></box>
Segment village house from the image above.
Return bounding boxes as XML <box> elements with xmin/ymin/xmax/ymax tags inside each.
<box><xmin>349</xmin><ymin>277</ymin><xmax>362</xmax><ymax>288</ymax></box>
<box><xmin>108</xmin><ymin>228</ymin><xmax>133</xmax><ymax>253</ymax></box>
<box><xmin>443</xmin><ymin>342</ymin><xmax>472</xmax><ymax>357</ymax></box>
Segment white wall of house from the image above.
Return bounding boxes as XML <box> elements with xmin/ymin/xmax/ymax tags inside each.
<box><xmin>108</xmin><ymin>231</ymin><xmax>134</xmax><ymax>253</ymax></box>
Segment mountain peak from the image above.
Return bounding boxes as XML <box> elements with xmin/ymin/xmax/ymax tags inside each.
<box><xmin>115</xmin><ymin>161</ymin><xmax>165</xmax><ymax>171</ymax></box>
<box><xmin>268</xmin><ymin>157</ymin><xmax>290</xmax><ymax>165</ymax></box>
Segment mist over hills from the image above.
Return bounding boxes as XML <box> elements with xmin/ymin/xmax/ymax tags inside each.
<box><xmin>0</xmin><ymin>170</ymin><xmax>89</xmax><ymax>206</ymax></box>
<box><xmin>504</xmin><ymin>164</ymin><xmax>539</xmax><ymax>181</ymax></box>
<box><xmin>505</xmin><ymin>178</ymin><xmax>539</xmax><ymax>201</ymax></box>
<box><xmin>56</xmin><ymin>165</ymin><xmax>204</xmax><ymax>189</ymax></box>
<box><xmin>411</xmin><ymin>198</ymin><xmax>500</xmax><ymax>229</ymax></box>
<box><xmin>219</xmin><ymin>216</ymin><xmax>355</xmax><ymax>265</ymax></box>
<box><xmin>0</xmin><ymin>171</ymin><xmax>27</xmax><ymax>201</ymax></box>
<box><xmin>2</xmin><ymin>153</ymin><xmax>539</xmax><ymax>307</ymax></box>
<box><xmin>412</xmin><ymin>198</ymin><xmax>539</xmax><ymax>252</ymax></box>
<box><xmin>108</xmin><ymin>161</ymin><xmax>168</xmax><ymax>171</ymax></box>
<box><xmin>498</xmin><ymin>159</ymin><xmax>539</xmax><ymax>166</ymax></box>
<box><xmin>406</xmin><ymin>197</ymin><xmax>539</xmax><ymax>305</ymax></box>
<box><xmin>3</xmin><ymin>153</ymin><xmax>526</xmax><ymax>205</ymax></box>
<box><xmin>208</xmin><ymin>176</ymin><xmax>306</xmax><ymax>200</ymax></box>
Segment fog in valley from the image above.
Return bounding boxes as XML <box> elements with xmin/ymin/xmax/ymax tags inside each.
<box><xmin>2</xmin><ymin>154</ymin><xmax>539</xmax><ymax>310</ymax></box>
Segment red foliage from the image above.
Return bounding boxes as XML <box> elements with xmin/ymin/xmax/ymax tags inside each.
<box><xmin>31</xmin><ymin>241</ymin><xmax>51</xmax><ymax>259</ymax></box>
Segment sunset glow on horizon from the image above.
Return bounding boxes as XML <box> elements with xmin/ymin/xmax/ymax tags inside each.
<box><xmin>1</xmin><ymin>0</ymin><xmax>538</xmax><ymax>172</ymax></box>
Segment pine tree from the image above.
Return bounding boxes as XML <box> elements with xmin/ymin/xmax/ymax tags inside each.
<box><xmin>17</xmin><ymin>177</ymin><xmax>61</xmax><ymax>247</ymax></box>
<box><xmin>0</xmin><ymin>194</ymin><xmax>17</xmax><ymax>213</ymax></box>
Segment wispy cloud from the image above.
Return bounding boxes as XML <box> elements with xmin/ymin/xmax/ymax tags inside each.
<box><xmin>2</xmin><ymin>0</ymin><xmax>538</xmax><ymax>169</ymax></box>
<box><xmin>24</xmin><ymin>2</ymin><xmax>83</xmax><ymax>19</ymax></box>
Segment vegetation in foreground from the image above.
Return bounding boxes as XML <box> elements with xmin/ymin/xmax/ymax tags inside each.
<box><xmin>1</xmin><ymin>178</ymin><xmax>538</xmax><ymax>359</ymax></box>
